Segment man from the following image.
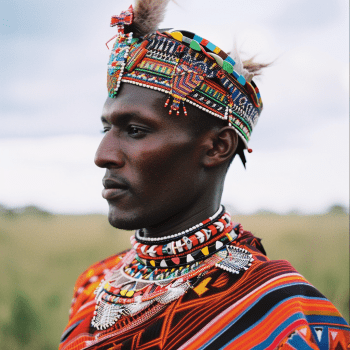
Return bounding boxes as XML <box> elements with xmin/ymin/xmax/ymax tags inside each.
<box><xmin>59</xmin><ymin>1</ymin><xmax>349</xmax><ymax>349</ymax></box>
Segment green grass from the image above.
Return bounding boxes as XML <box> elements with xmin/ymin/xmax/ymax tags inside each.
<box><xmin>0</xmin><ymin>210</ymin><xmax>348</xmax><ymax>349</ymax></box>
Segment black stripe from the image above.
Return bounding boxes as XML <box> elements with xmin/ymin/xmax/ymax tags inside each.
<box><xmin>204</xmin><ymin>283</ymin><xmax>325</xmax><ymax>349</ymax></box>
<box><xmin>60</xmin><ymin>319</ymin><xmax>83</xmax><ymax>343</ymax></box>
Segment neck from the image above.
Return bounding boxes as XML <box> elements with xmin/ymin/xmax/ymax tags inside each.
<box><xmin>141</xmin><ymin>184</ymin><xmax>223</xmax><ymax>239</ymax></box>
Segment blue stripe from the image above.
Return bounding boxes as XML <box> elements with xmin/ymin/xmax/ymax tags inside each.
<box><xmin>306</xmin><ymin>314</ymin><xmax>349</xmax><ymax>326</ymax></box>
<box><xmin>206</xmin><ymin>42</ymin><xmax>216</xmax><ymax>51</ymax></box>
<box><xmin>232</xmin><ymin>70</ymin><xmax>239</xmax><ymax>79</ymax></box>
<box><xmin>193</xmin><ymin>34</ymin><xmax>203</xmax><ymax>43</ymax></box>
<box><xmin>199</xmin><ymin>282</ymin><xmax>319</xmax><ymax>350</ymax></box>
<box><xmin>225</xmin><ymin>56</ymin><xmax>236</xmax><ymax>66</ymax></box>
<box><xmin>287</xmin><ymin>333</ymin><xmax>315</xmax><ymax>350</ymax></box>
<box><xmin>310</xmin><ymin>325</ymin><xmax>329</xmax><ymax>350</ymax></box>
<box><xmin>237</xmin><ymin>75</ymin><xmax>246</xmax><ymax>86</ymax></box>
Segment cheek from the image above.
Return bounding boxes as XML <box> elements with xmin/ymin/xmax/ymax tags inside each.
<box><xmin>131</xmin><ymin>139</ymin><xmax>198</xmax><ymax>191</ymax></box>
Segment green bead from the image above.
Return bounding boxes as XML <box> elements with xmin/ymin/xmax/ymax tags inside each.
<box><xmin>223</xmin><ymin>61</ymin><xmax>234</xmax><ymax>74</ymax></box>
<box><xmin>190</xmin><ymin>40</ymin><xmax>201</xmax><ymax>51</ymax></box>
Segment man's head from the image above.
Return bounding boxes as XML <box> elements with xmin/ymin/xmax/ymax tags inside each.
<box><xmin>95</xmin><ymin>2</ymin><xmax>267</xmax><ymax>231</ymax></box>
<box><xmin>95</xmin><ymin>83</ymin><xmax>238</xmax><ymax>230</ymax></box>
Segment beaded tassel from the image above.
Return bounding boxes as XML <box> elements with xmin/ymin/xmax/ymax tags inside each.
<box><xmin>164</xmin><ymin>97</ymin><xmax>187</xmax><ymax>116</ymax></box>
<box><xmin>164</xmin><ymin>97</ymin><xmax>170</xmax><ymax>107</ymax></box>
<box><xmin>182</xmin><ymin>102</ymin><xmax>187</xmax><ymax>116</ymax></box>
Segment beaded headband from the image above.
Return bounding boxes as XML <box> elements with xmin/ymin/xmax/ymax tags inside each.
<box><xmin>106</xmin><ymin>5</ymin><xmax>263</xmax><ymax>147</ymax></box>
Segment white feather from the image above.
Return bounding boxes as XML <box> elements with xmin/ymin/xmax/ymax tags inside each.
<box><xmin>229</xmin><ymin>42</ymin><xmax>254</xmax><ymax>82</ymax></box>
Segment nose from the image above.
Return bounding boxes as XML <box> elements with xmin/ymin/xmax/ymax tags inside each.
<box><xmin>94</xmin><ymin>131</ymin><xmax>125</xmax><ymax>169</ymax></box>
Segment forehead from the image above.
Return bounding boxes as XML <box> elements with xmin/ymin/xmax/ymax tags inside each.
<box><xmin>102</xmin><ymin>83</ymin><xmax>168</xmax><ymax>123</ymax></box>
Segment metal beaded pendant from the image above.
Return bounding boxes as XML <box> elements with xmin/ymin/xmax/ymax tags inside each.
<box><xmin>90</xmin><ymin>272</ymin><xmax>192</xmax><ymax>330</ymax></box>
<box><xmin>215</xmin><ymin>245</ymin><xmax>254</xmax><ymax>274</ymax></box>
<box><xmin>91</xmin><ymin>297</ymin><xmax>154</xmax><ymax>330</ymax></box>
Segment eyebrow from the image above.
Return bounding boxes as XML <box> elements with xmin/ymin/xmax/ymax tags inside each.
<box><xmin>100</xmin><ymin>111</ymin><xmax>160</xmax><ymax>128</ymax></box>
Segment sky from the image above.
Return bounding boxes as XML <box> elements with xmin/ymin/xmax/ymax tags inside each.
<box><xmin>0</xmin><ymin>0</ymin><xmax>349</xmax><ymax>214</ymax></box>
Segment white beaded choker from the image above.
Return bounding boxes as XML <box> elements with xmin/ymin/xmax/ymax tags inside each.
<box><xmin>135</xmin><ymin>205</ymin><xmax>223</xmax><ymax>242</ymax></box>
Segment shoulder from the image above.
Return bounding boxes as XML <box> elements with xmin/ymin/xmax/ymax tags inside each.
<box><xmin>230</xmin><ymin>232</ymin><xmax>328</xmax><ymax>312</ymax></box>
<box><xmin>68</xmin><ymin>249</ymin><xmax>130</xmax><ymax>320</ymax></box>
<box><xmin>204</xmin><ymin>232</ymin><xmax>350</xmax><ymax>349</ymax></box>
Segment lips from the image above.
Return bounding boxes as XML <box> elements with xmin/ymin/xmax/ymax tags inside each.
<box><xmin>102</xmin><ymin>178</ymin><xmax>129</xmax><ymax>200</ymax></box>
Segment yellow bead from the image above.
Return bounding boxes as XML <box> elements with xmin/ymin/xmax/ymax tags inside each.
<box><xmin>201</xmin><ymin>246</ymin><xmax>209</xmax><ymax>256</ymax></box>
<box><xmin>120</xmin><ymin>290</ymin><xmax>127</xmax><ymax>296</ymax></box>
<box><xmin>213</xmin><ymin>46</ymin><xmax>221</xmax><ymax>54</ymax></box>
<box><xmin>126</xmin><ymin>290</ymin><xmax>135</xmax><ymax>298</ymax></box>
<box><xmin>150</xmin><ymin>260</ymin><xmax>156</xmax><ymax>267</ymax></box>
<box><xmin>170</xmin><ymin>31</ymin><xmax>183</xmax><ymax>42</ymax></box>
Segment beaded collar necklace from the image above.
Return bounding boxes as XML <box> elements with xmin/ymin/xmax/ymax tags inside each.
<box><xmin>91</xmin><ymin>206</ymin><xmax>254</xmax><ymax>330</ymax></box>
<box><xmin>131</xmin><ymin>206</ymin><xmax>238</xmax><ymax>269</ymax></box>
<box><xmin>135</xmin><ymin>205</ymin><xmax>223</xmax><ymax>243</ymax></box>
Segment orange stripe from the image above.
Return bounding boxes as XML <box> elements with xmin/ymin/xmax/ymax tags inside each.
<box><xmin>233</xmin><ymin>298</ymin><xmax>318</xmax><ymax>348</ymax></box>
<box><xmin>67</xmin><ymin>304</ymin><xmax>96</xmax><ymax>326</ymax></box>
<box><xmin>184</xmin><ymin>274</ymin><xmax>307</xmax><ymax>349</ymax></box>
<box><xmin>225</xmin><ymin>298</ymin><xmax>341</xmax><ymax>349</ymax></box>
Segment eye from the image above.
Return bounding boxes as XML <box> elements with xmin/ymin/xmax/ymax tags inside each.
<box><xmin>127</xmin><ymin>125</ymin><xmax>147</xmax><ymax>138</ymax></box>
<box><xmin>101</xmin><ymin>127</ymin><xmax>110</xmax><ymax>134</ymax></box>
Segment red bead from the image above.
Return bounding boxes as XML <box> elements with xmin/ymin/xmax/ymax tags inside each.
<box><xmin>248</xmin><ymin>148</ymin><xmax>253</xmax><ymax>153</ymax></box>
<box><xmin>208</xmin><ymin>224</ymin><xmax>217</xmax><ymax>235</ymax></box>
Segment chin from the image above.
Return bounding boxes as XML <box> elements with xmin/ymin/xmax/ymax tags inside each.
<box><xmin>107</xmin><ymin>204</ymin><xmax>145</xmax><ymax>231</ymax></box>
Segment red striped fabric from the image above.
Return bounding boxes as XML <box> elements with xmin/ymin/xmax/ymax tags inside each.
<box><xmin>59</xmin><ymin>232</ymin><xmax>349</xmax><ymax>350</ymax></box>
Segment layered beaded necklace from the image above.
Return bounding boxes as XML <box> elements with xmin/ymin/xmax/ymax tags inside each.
<box><xmin>91</xmin><ymin>206</ymin><xmax>254</xmax><ymax>330</ymax></box>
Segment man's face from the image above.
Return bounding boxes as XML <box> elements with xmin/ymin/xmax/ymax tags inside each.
<box><xmin>95</xmin><ymin>84</ymin><xmax>208</xmax><ymax>230</ymax></box>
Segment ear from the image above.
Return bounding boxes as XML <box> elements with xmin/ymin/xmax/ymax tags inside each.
<box><xmin>202</xmin><ymin>127</ymin><xmax>239</xmax><ymax>168</ymax></box>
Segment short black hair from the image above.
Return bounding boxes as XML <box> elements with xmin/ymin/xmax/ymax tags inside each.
<box><xmin>186</xmin><ymin>102</ymin><xmax>246</xmax><ymax>168</ymax></box>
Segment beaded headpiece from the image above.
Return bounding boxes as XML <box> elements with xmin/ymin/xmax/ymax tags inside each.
<box><xmin>106</xmin><ymin>2</ymin><xmax>263</xmax><ymax>148</ymax></box>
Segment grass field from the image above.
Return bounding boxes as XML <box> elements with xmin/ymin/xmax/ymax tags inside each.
<box><xmin>0</xmin><ymin>208</ymin><xmax>348</xmax><ymax>349</ymax></box>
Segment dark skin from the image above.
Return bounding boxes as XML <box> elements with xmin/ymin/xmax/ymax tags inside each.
<box><xmin>94</xmin><ymin>83</ymin><xmax>238</xmax><ymax>239</ymax></box>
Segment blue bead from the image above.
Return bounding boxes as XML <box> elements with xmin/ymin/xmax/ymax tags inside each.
<box><xmin>193</xmin><ymin>34</ymin><xmax>203</xmax><ymax>43</ymax></box>
<box><xmin>206</xmin><ymin>41</ymin><xmax>216</xmax><ymax>51</ymax></box>
<box><xmin>257</xmin><ymin>92</ymin><xmax>261</xmax><ymax>99</ymax></box>
<box><xmin>225</xmin><ymin>56</ymin><xmax>236</xmax><ymax>66</ymax></box>
<box><xmin>232</xmin><ymin>70</ymin><xmax>239</xmax><ymax>79</ymax></box>
<box><xmin>238</xmin><ymin>75</ymin><xmax>246</xmax><ymax>85</ymax></box>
